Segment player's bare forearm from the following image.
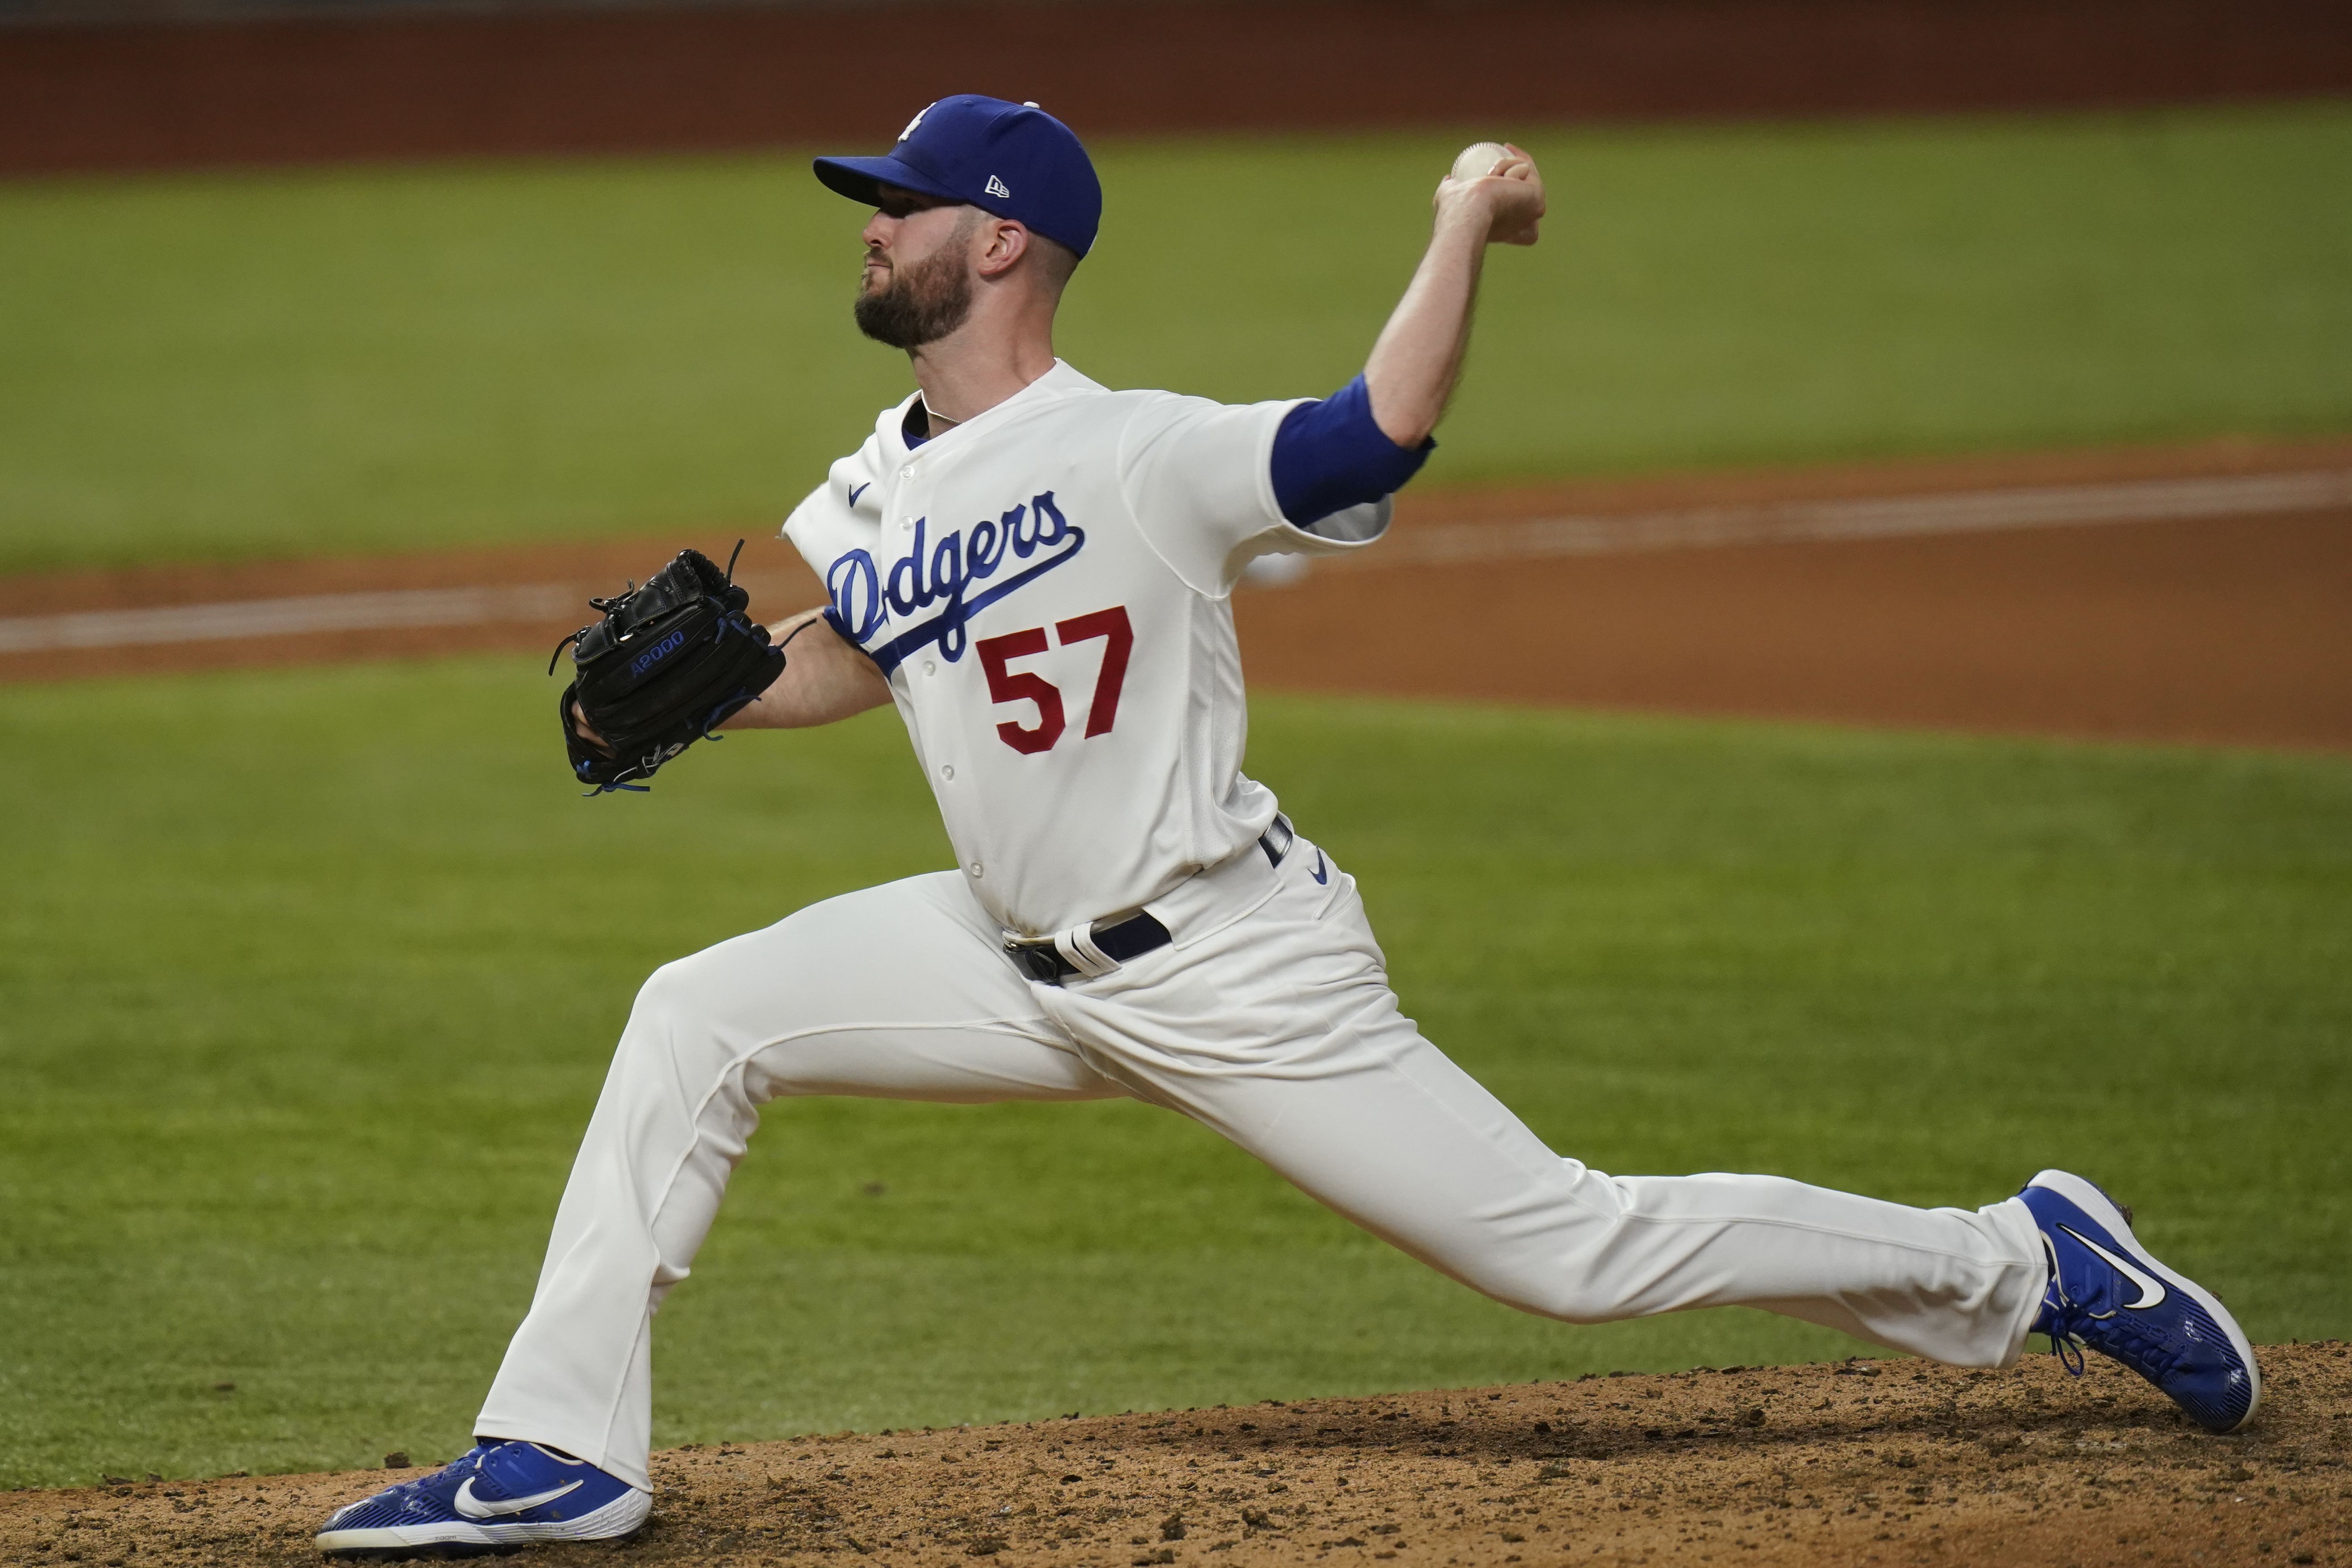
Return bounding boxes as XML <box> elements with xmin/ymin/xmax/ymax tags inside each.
<box><xmin>1363</xmin><ymin>211</ymin><xmax>1488</xmax><ymax>448</ymax></box>
<box><xmin>721</xmin><ymin>606</ymin><xmax>893</xmax><ymax>729</ymax></box>
<box><xmin>1363</xmin><ymin>144</ymin><xmax>1544</xmax><ymax>448</ymax></box>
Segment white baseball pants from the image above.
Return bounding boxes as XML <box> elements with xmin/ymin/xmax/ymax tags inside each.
<box><xmin>476</xmin><ymin>833</ymin><xmax>2048</xmax><ymax>1492</ymax></box>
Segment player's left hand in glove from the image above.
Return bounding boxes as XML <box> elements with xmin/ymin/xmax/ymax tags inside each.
<box><xmin>552</xmin><ymin>541</ymin><xmax>786</xmax><ymax>794</ymax></box>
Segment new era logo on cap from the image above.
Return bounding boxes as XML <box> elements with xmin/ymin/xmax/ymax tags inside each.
<box><xmin>813</xmin><ymin>95</ymin><xmax>1103</xmax><ymax>257</ymax></box>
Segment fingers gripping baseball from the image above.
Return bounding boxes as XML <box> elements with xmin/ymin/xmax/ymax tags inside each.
<box><xmin>1439</xmin><ymin>140</ymin><xmax>1544</xmax><ymax>247</ymax></box>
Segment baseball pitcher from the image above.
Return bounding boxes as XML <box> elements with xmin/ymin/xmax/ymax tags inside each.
<box><xmin>316</xmin><ymin>97</ymin><xmax>2260</xmax><ymax>1559</ymax></box>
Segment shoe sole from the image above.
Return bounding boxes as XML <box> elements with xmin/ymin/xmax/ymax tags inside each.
<box><xmin>2030</xmin><ymin>1168</ymin><xmax>2262</xmax><ymax>1432</ymax></box>
<box><xmin>315</xmin><ymin>1547</ymin><xmax>512</xmax><ymax>1563</ymax></box>
<box><xmin>317</xmin><ymin>1485</ymin><xmax>651</xmax><ymax>1560</ymax></box>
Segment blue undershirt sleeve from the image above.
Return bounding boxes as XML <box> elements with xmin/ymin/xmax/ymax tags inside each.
<box><xmin>1268</xmin><ymin>375</ymin><xmax>1434</xmax><ymax>531</ymax></box>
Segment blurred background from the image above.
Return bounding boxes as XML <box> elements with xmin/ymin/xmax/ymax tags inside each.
<box><xmin>1</xmin><ymin>0</ymin><xmax>2348</xmax><ymax>1494</ymax></box>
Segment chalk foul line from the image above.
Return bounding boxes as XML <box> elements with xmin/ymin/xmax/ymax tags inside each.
<box><xmin>4</xmin><ymin>469</ymin><xmax>2347</xmax><ymax>654</ymax></box>
<box><xmin>1318</xmin><ymin>467</ymin><xmax>2352</xmax><ymax>572</ymax></box>
<box><xmin>0</xmin><ymin>575</ymin><xmax>800</xmax><ymax>658</ymax></box>
<box><xmin>0</xmin><ymin>584</ymin><xmax>584</xmax><ymax>656</ymax></box>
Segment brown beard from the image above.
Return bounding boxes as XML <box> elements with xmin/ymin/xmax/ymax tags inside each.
<box><xmin>854</xmin><ymin>225</ymin><xmax>976</xmax><ymax>349</ymax></box>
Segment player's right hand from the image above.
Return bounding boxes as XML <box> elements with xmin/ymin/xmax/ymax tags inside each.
<box><xmin>1438</xmin><ymin>143</ymin><xmax>1544</xmax><ymax>247</ymax></box>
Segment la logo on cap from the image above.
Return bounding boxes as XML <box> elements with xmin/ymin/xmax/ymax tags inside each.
<box><xmin>813</xmin><ymin>94</ymin><xmax>1103</xmax><ymax>257</ymax></box>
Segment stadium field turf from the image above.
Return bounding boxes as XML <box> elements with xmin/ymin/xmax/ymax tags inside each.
<box><xmin>1</xmin><ymin>658</ymin><xmax>2345</xmax><ymax>1488</ymax></box>
<box><xmin>3</xmin><ymin>102</ymin><xmax>2350</xmax><ymax>574</ymax></box>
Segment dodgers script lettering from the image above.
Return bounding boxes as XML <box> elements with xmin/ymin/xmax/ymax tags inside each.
<box><xmin>825</xmin><ymin>492</ymin><xmax>1085</xmax><ymax>676</ymax></box>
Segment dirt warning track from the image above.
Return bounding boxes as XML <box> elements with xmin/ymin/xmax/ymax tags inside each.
<box><xmin>8</xmin><ymin>0</ymin><xmax>2352</xmax><ymax>177</ymax></box>
<box><xmin>2</xmin><ymin>1341</ymin><xmax>2345</xmax><ymax>1568</ymax></box>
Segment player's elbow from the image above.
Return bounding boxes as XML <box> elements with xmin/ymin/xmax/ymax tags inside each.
<box><xmin>1368</xmin><ymin>393</ymin><xmax>1439</xmax><ymax>450</ymax></box>
<box><xmin>1270</xmin><ymin>375</ymin><xmax>1433</xmax><ymax>528</ymax></box>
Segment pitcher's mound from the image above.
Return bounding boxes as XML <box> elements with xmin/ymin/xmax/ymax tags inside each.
<box><xmin>5</xmin><ymin>1342</ymin><xmax>2346</xmax><ymax>1568</ymax></box>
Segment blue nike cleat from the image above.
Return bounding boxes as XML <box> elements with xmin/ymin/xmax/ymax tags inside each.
<box><xmin>315</xmin><ymin>1439</ymin><xmax>650</xmax><ymax>1560</ymax></box>
<box><xmin>2018</xmin><ymin>1169</ymin><xmax>2260</xmax><ymax>1434</ymax></box>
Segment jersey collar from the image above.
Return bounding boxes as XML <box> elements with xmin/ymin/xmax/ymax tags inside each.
<box><xmin>882</xmin><ymin>359</ymin><xmax>1102</xmax><ymax>463</ymax></box>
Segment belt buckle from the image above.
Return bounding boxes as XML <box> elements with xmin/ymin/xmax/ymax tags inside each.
<box><xmin>1007</xmin><ymin>916</ymin><xmax>1135</xmax><ymax>985</ymax></box>
<box><xmin>1005</xmin><ymin>938</ymin><xmax>1064</xmax><ymax>985</ymax></box>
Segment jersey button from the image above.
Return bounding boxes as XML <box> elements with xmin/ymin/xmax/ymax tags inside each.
<box><xmin>968</xmin><ymin>861</ymin><xmax>984</xmax><ymax>878</ymax></box>
<box><xmin>923</xmin><ymin>659</ymin><xmax>938</xmax><ymax>677</ymax></box>
<box><xmin>939</xmin><ymin>764</ymin><xmax>955</xmax><ymax>781</ymax></box>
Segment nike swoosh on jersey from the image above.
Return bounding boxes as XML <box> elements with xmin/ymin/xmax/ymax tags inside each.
<box><xmin>2059</xmin><ymin>1223</ymin><xmax>2169</xmax><ymax>1311</ymax></box>
<box><xmin>1310</xmin><ymin>850</ymin><xmax>1329</xmax><ymax>885</ymax></box>
<box><xmin>453</xmin><ymin>1476</ymin><xmax>584</xmax><ymax>1520</ymax></box>
<box><xmin>848</xmin><ymin>482</ymin><xmax>870</xmax><ymax>507</ymax></box>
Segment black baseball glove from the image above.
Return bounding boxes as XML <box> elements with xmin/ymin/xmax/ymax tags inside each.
<box><xmin>551</xmin><ymin>542</ymin><xmax>787</xmax><ymax>794</ymax></box>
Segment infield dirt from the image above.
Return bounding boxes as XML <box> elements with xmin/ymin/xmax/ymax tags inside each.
<box><xmin>7</xmin><ymin>437</ymin><xmax>2348</xmax><ymax>751</ymax></box>
<box><xmin>4</xmin><ymin>1341</ymin><xmax>2344</xmax><ymax>1568</ymax></box>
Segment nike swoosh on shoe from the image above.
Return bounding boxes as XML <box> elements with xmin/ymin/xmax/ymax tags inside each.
<box><xmin>2059</xmin><ymin>1222</ymin><xmax>2169</xmax><ymax>1311</ymax></box>
<box><xmin>453</xmin><ymin>1476</ymin><xmax>584</xmax><ymax>1519</ymax></box>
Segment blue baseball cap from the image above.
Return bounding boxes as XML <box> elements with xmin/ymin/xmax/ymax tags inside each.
<box><xmin>814</xmin><ymin>95</ymin><xmax>1102</xmax><ymax>259</ymax></box>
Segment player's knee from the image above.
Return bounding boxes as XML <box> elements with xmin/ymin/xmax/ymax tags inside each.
<box><xmin>1534</xmin><ymin>1283</ymin><xmax>1626</xmax><ymax>1326</ymax></box>
<box><xmin>613</xmin><ymin>957</ymin><xmax>730</xmax><ymax>1073</ymax></box>
<box><xmin>628</xmin><ymin>957</ymin><xmax>701</xmax><ymax>1024</ymax></box>
<box><xmin>616</xmin><ymin>930</ymin><xmax>828</xmax><ymax>1073</ymax></box>
<box><xmin>1448</xmin><ymin>1252</ymin><xmax>1626</xmax><ymax>1326</ymax></box>
<box><xmin>630</xmin><ymin>923</ymin><xmax>807</xmax><ymax>1028</ymax></box>
<box><xmin>1490</xmin><ymin>1275</ymin><xmax>1618</xmax><ymax>1326</ymax></box>
<box><xmin>609</xmin><ymin>901</ymin><xmax>889</xmax><ymax>1092</ymax></box>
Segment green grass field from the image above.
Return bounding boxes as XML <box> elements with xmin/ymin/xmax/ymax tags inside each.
<box><xmin>2</xmin><ymin>659</ymin><xmax>2346</xmax><ymax>1489</ymax></box>
<box><xmin>3</xmin><ymin>102</ymin><xmax>2350</xmax><ymax>573</ymax></box>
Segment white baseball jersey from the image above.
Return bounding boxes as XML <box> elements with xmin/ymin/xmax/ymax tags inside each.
<box><xmin>783</xmin><ymin>359</ymin><xmax>1389</xmax><ymax>936</ymax></box>
<box><xmin>479</xmin><ymin>364</ymin><xmax>2055</xmax><ymax>1494</ymax></box>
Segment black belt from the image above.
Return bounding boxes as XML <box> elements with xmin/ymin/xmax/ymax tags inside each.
<box><xmin>1007</xmin><ymin>816</ymin><xmax>1294</xmax><ymax>986</ymax></box>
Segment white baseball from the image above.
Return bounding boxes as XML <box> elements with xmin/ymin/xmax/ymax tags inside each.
<box><xmin>1449</xmin><ymin>141</ymin><xmax>1511</xmax><ymax>183</ymax></box>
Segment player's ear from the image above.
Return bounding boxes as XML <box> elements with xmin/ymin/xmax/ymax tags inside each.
<box><xmin>975</xmin><ymin>219</ymin><xmax>1031</xmax><ymax>281</ymax></box>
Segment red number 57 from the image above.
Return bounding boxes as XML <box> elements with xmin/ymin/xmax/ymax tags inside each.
<box><xmin>974</xmin><ymin>605</ymin><xmax>1133</xmax><ymax>755</ymax></box>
